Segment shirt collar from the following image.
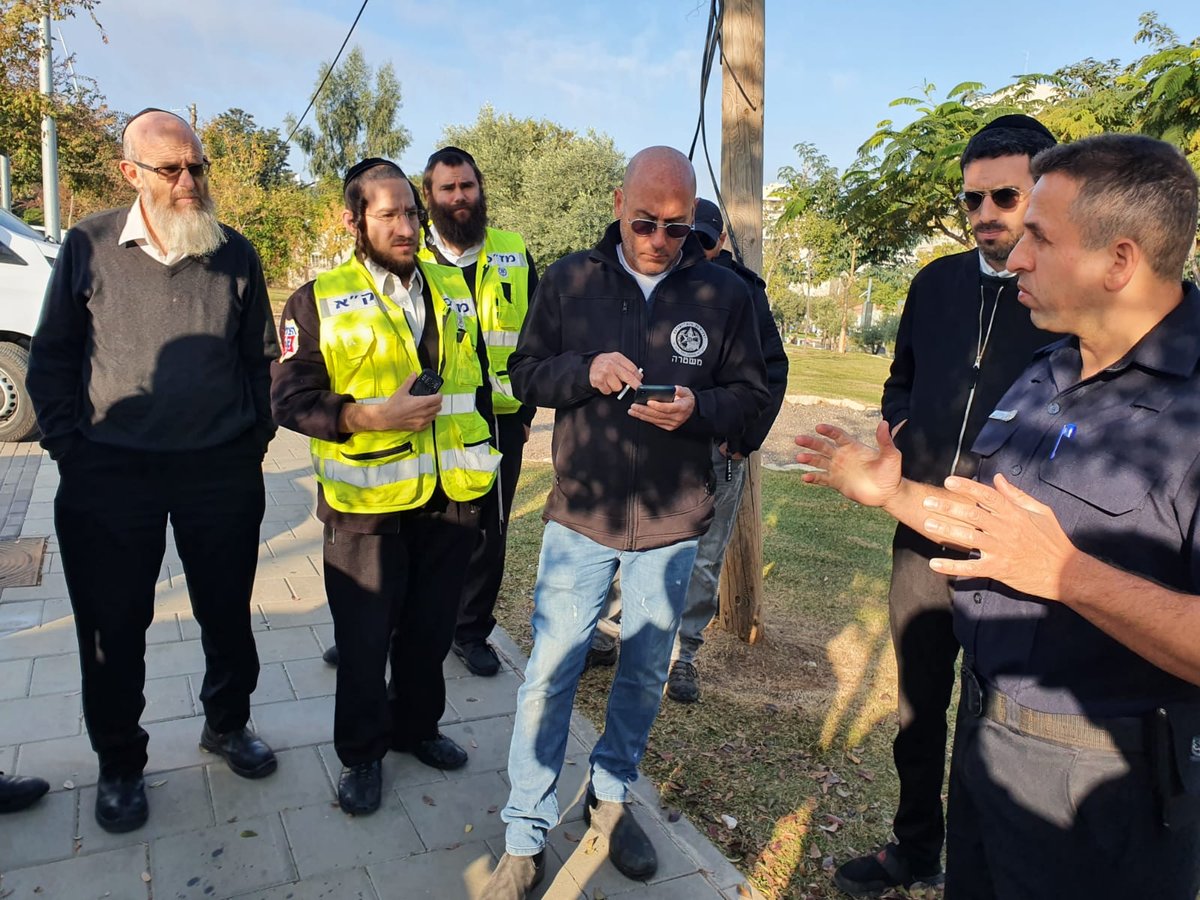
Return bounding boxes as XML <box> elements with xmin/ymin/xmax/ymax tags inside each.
<box><xmin>428</xmin><ymin>224</ymin><xmax>483</xmax><ymax>268</ymax></box>
<box><xmin>117</xmin><ymin>199</ymin><xmax>151</xmax><ymax>247</ymax></box>
<box><xmin>977</xmin><ymin>250</ymin><xmax>1016</xmax><ymax>278</ymax></box>
<box><xmin>363</xmin><ymin>256</ymin><xmax>423</xmax><ymax>301</ymax></box>
<box><xmin>1116</xmin><ymin>282</ymin><xmax>1200</xmax><ymax>378</ymax></box>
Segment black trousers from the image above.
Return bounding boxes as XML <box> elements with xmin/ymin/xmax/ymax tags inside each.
<box><xmin>887</xmin><ymin>525</ymin><xmax>962</xmax><ymax>869</ymax></box>
<box><xmin>54</xmin><ymin>433</ymin><xmax>264</xmax><ymax>778</ymax></box>
<box><xmin>324</xmin><ymin>495</ymin><xmax>480</xmax><ymax>766</ymax></box>
<box><xmin>454</xmin><ymin>412</ymin><xmax>527</xmax><ymax>646</ymax></box>
<box><xmin>946</xmin><ymin>706</ymin><xmax>1200</xmax><ymax>899</ymax></box>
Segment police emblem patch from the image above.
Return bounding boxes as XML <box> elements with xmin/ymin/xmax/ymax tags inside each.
<box><xmin>670</xmin><ymin>321</ymin><xmax>708</xmax><ymax>366</ymax></box>
<box><xmin>280</xmin><ymin>318</ymin><xmax>299</xmax><ymax>361</ymax></box>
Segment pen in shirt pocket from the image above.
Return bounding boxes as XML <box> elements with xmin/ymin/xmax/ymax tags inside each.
<box><xmin>1050</xmin><ymin>423</ymin><xmax>1076</xmax><ymax>460</ymax></box>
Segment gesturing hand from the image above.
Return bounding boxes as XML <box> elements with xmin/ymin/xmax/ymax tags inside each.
<box><xmin>628</xmin><ymin>386</ymin><xmax>695</xmax><ymax>431</ymax></box>
<box><xmin>794</xmin><ymin>419</ymin><xmax>904</xmax><ymax>508</ymax></box>
<box><xmin>590</xmin><ymin>352</ymin><xmax>642</xmax><ymax>395</ymax></box>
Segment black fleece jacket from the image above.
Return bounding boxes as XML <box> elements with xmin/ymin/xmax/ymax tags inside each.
<box><xmin>509</xmin><ymin>223</ymin><xmax>770</xmax><ymax>551</ymax></box>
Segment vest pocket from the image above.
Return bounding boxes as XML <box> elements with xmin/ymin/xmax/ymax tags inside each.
<box><xmin>341</xmin><ymin>440</ymin><xmax>413</xmax><ymax>461</ymax></box>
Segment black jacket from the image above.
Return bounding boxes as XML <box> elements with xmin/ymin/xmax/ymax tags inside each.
<box><xmin>509</xmin><ymin>223</ymin><xmax>770</xmax><ymax>550</ymax></box>
<box><xmin>712</xmin><ymin>249</ymin><xmax>789</xmax><ymax>453</ymax></box>
<box><xmin>882</xmin><ymin>249</ymin><xmax>1057</xmax><ymax>485</ymax></box>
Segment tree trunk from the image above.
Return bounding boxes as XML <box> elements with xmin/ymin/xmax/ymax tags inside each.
<box><xmin>719</xmin><ymin>453</ymin><xmax>764</xmax><ymax>643</ymax></box>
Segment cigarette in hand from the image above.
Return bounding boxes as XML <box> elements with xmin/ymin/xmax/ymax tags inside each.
<box><xmin>617</xmin><ymin>368</ymin><xmax>644</xmax><ymax>400</ymax></box>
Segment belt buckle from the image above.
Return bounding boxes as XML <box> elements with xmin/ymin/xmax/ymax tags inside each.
<box><xmin>962</xmin><ymin>665</ymin><xmax>984</xmax><ymax>718</ymax></box>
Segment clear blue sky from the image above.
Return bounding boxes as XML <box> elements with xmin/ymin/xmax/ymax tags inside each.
<box><xmin>57</xmin><ymin>0</ymin><xmax>1200</xmax><ymax>198</ymax></box>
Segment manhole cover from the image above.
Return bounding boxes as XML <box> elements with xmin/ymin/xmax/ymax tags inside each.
<box><xmin>0</xmin><ymin>537</ymin><xmax>47</xmax><ymax>589</ymax></box>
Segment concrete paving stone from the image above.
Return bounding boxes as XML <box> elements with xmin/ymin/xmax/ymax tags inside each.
<box><xmin>145</xmin><ymin>674</ymin><xmax>196</xmax><ymax>722</ymax></box>
<box><xmin>625</xmin><ymin>873</ymin><xmax>727</xmax><ymax>898</ymax></box>
<box><xmin>367</xmin><ymin>840</ymin><xmax>496</xmax><ymax>900</ymax></box>
<box><xmin>282</xmin><ymin>799</ymin><xmax>425</xmax><ymax>880</ymax></box>
<box><xmin>0</xmin><ymin>691</ymin><xmax>80</xmax><ymax>744</ymax></box>
<box><xmin>444</xmin><ymin>671</ymin><xmax>521</xmax><ymax>719</ymax></box>
<box><xmin>396</xmin><ymin>770</ymin><xmax>511</xmax><ymax>850</ymax></box>
<box><xmin>258</xmin><ymin>597</ymin><xmax>331</xmax><ymax>629</ymax></box>
<box><xmin>1</xmin><ymin>572</ymin><xmax>68</xmax><ymax>601</ymax></box>
<box><xmin>13</xmin><ymin>730</ymin><xmax>94</xmax><ymax>788</ymax></box>
<box><xmin>440</xmin><ymin>714</ymin><xmax>514</xmax><ymax>774</ymax></box>
<box><xmin>249</xmin><ymin>695</ymin><xmax>334</xmax><ymax>750</ymax></box>
<box><xmin>0</xmin><ymin>600</ymin><xmax>43</xmax><ymax>633</ymax></box>
<box><xmin>17</xmin><ymin>516</ymin><xmax>55</xmax><ymax>539</ymax></box>
<box><xmin>229</xmin><ymin>868</ymin><xmax>378</xmax><ymax>900</ymax></box>
<box><xmin>655</xmin><ymin>804</ymin><xmax>751</xmax><ymax>891</ymax></box>
<box><xmin>209</xmin><ymin>745</ymin><xmax>333</xmax><ymax>823</ymax></box>
<box><xmin>29</xmin><ymin>652</ymin><xmax>79</xmax><ymax>695</ymax></box>
<box><xmin>42</xmin><ymin>551</ymin><xmax>63</xmax><ymax>574</ymax></box>
<box><xmin>0</xmin><ymin>844</ymin><xmax>151</xmax><ymax>900</ymax></box>
<box><xmin>314</xmin><ymin>622</ymin><xmax>334</xmax><ymax>652</ymax></box>
<box><xmin>483</xmin><ymin>838</ymin><xmax>584</xmax><ymax>900</ymax></box>
<box><xmin>283</xmin><ymin>657</ymin><xmax>336</xmax><ymax>699</ymax></box>
<box><xmin>0</xmin><ymin>657</ymin><xmax>31</xmax><ymax>699</ymax></box>
<box><xmin>546</xmin><ymin>799</ymin><xmax>699</xmax><ymax>896</ymax></box>
<box><xmin>250</xmin><ymin>576</ymin><xmax>298</xmax><ymax>604</ymax></box>
<box><xmin>251</xmin><ymin>625</ymin><xmax>323</xmax><ymax>664</ymax></box>
<box><xmin>75</xmin><ymin>764</ymin><xmax>214</xmax><ymax>856</ymax></box>
<box><xmin>316</xmin><ymin>742</ymin><xmax>446</xmax><ymax>794</ymax></box>
<box><xmin>0</xmin><ymin>616</ymin><xmax>81</xmax><ymax>660</ymax></box>
<box><xmin>146</xmin><ymin>614</ymin><xmax>183</xmax><ymax>644</ymax></box>
<box><xmin>253</xmin><ymin>554</ymin><xmax>320</xmax><ymax>581</ymax></box>
<box><xmin>145</xmin><ymin>714</ymin><xmax>210</xmax><ymax>773</ymax></box>
<box><xmin>442</xmin><ymin>649</ymin><xmax>474</xmax><ymax>680</ymax></box>
<box><xmin>0</xmin><ymin>784</ymin><xmax>76</xmax><ymax>869</ymax></box>
<box><xmin>246</xmin><ymin>662</ymin><xmax>297</xmax><ymax>706</ymax></box>
<box><xmin>288</xmin><ymin>517</ymin><xmax>324</xmax><ymax>541</ymax></box>
<box><xmin>23</xmin><ymin>500</ymin><xmax>51</xmax><ymax>518</ymax></box>
<box><xmin>145</xmin><ymin>637</ymin><xmax>206</xmax><ymax>678</ymax></box>
<box><xmin>39</xmin><ymin>595</ymin><xmax>71</xmax><ymax>625</ymax></box>
<box><xmin>0</xmin><ymin>744</ymin><xmax>13</xmax><ymax>770</ymax></box>
<box><xmin>150</xmin><ymin>813</ymin><xmax>296</xmax><ymax>899</ymax></box>
<box><xmin>283</xmin><ymin>575</ymin><xmax>327</xmax><ymax>604</ymax></box>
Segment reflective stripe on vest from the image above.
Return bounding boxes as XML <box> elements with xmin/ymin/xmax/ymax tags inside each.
<box><xmin>438</xmin><ymin>393</ymin><xmax>477</xmax><ymax>416</ymax></box>
<box><xmin>314</xmin><ymin>453</ymin><xmax>436</xmax><ymax>488</ymax></box>
<box><xmin>482</xmin><ymin>330</ymin><xmax>519</xmax><ymax>347</ymax></box>
<box><xmin>440</xmin><ymin>445</ymin><xmax>503</xmax><ymax>475</ymax></box>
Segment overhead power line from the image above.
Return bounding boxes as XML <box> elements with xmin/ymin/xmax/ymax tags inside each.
<box><xmin>282</xmin><ymin>0</ymin><xmax>370</xmax><ymax>149</ymax></box>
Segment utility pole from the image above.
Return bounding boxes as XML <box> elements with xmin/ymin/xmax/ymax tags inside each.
<box><xmin>716</xmin><ymin>0</ymin><xmax>766</xmax><ymax>645</ymax></box>
<box><xmin>40</xmin><ymin>5</ymin><xmax>62</xmax><ymax>241</ymax></box>
<box><xmin>189</xmin><ymin>104</ymin><xmax>198</xmax><ymax>131</ymax></box>
<box><xmin>1</xmin><ymin>156</ymin><xmax>11</xmax><ymax>211</ymax></box>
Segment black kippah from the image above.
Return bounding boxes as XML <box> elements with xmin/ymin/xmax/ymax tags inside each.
<box><xmin>977</xmin><ymin>114</ymin><xmax>1056</xmax><ymax>144</ymax></box>
<box><xmin>343</xmin><ymin>157</ymin><xmax>405</xmax><ymax>190</ymax></box>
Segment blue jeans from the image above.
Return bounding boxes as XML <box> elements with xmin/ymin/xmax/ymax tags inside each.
<box><xmin>501</xmin><ymin>521</ymin><xmax>699</xmax><ymax>856</ymax></box>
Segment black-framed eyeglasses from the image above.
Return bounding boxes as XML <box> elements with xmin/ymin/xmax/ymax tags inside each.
<box><xmin>956</xmin><ymin>187</ymin><xmax>1026</xmax><ymax>212</ymax></box>
<box><xmin>128</xmin><ymin>158</ymin><xmax>211</xmax><ymax>180</ymax></box>
<box><xmin>628</xmin><ymin>218</ymin><xmax>692</xmax><ymax>239</ymax></box>
<box><xmin>365</xmin><ymin>209</ymin><xmax>423</xmax><ymax>226</ymax></box>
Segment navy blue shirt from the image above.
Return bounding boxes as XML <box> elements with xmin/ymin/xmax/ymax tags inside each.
<box><xmin>956</xmin><ymin>283</ymin><xmax>1200</xmax><ymax>717</ymax></box>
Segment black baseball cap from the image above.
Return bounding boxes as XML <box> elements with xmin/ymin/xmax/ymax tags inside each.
<box><xmin>693</xmin><ymin>198</ymin><xmax>724</xmax><ymax>248</ymax></box>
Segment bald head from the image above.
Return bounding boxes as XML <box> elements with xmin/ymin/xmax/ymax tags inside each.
<box><xmin>122</xmin><ymin>109</ymin><xmax>198</xmax><ymax>161</ymax></box>
<box><xmin>622</xmin><ymin>146</ymin><xmax>696</xmax><ymax>197</ymax></box>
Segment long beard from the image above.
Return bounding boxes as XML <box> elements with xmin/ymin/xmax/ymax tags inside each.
<box><xmin>430</xmin><ymin>194</ymin><xmax>488</xmax><ymax>249</ymax></box>
<box><xmin>143</xmin><ymin>190</ymin><xmax>227</xmax><ymax>258</ymax></box>
<box><xmin>359</xmin><ymin>232</ymin><xmax>417</xmax><ymax>281</ymax></box>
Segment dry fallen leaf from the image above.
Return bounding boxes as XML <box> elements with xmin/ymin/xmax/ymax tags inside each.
<box><xmin>721</xmin><ymin>814</ymin><xmax>738</xmax><ymax>829</ymax></box>
<box><xmin>464</xmin><ymin>823</ymin><xmax>474</xmax><ymax>833</ymax></box>
<box><xmin>239</xmin><ymin>830</ymin><xmax>258</xmax><ymax>838</ymax></box>
<box><xmin>737</xmin><ymin>885</ymin><xmax>753</xmax><ymax>898</ymax></box>
<box><xmin>487</xmin><ymin>805</ymin><xmax>499</xmax><ymax>814</ymax></box>
<box><xmin>808</xmin><ymin>845</ymin><xmax>822</xmax><ymax>859</ymax></box>
<box><xmin>148</xmin><ymin>780</ymin><xmax>167</xmax><ymax>788</ymax></box>
<box><xmin>564</xmin><ymin>831</ymin><xmax>580</xmax><ymax>843</ymax></box>
<box><xmin>140</xmin><ymin>873</ymin><xmax>151</xmax><ymax>883</ymax></box>
<box><xmin>422</xmin><ymin>795</ymin><xmax>436</xmax><ymax>806</ymax></box>
<box><xmin>62</xmin><ymin>780</ymin><xmax>75</xmax><ymax>790</ymax></box>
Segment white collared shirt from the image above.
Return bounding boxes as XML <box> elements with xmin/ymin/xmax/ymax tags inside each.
<box><xmin>428</xmin><ymin>224</ymin><xmax>483</xmax><ymax>269</ymax></box>
<box><xmin>617</xmin><ymin>243</ymin><xmax>675</xmax><ymax>301</ymax></box>
<box><xmin>364</xmin><ymin>257</ymin><xmax>426</xmax><ymax>344</ymax></box>
<box><xmin>117</xmin><ymin>199</ymin><xmax>186</xmax><ymax>266</ymax></box>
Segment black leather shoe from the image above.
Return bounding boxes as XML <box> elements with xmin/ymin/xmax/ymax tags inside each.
<box><xmin>585</xmin><ymin>641</ymin><xmax>618</xmax><ymax>670</ymax></box>
<box><xmin>833</xmin><ymin>842</ymin><xmax>944</xmax><ymax>895</ymax></box>
<box><xmin>338</xmin><ymin>760</ymin><xmax>382</xmax><ymax>815</ymax></box>
<box><xmin>453</xmin><ymin>640</ymin><xmax>501</xmax><ymax>676</ymax></box>
<box><xmin>199</xmin><ymin>724</ymin><xmax>277</xmax><ymax>779</ymax></box>
<box><xmin>482</xmin><ymin>850</ymin><xmax>546</xmax><ymax>899</ymax></box>
<box><xmin>95</xmin><ymin>773</ymin><xmax>148</xmax><ymax>833</ymax></box>
<box><xmin>0</xmin><ymin>772</ymin><xmax>49</xmax><ymax>813</ymax></box>
<box><xmin>584</xmin><ymin>788</ymin><xmax>657</xmax><ymax>880</ymax></box>
<box><xmin>393</xmin><ymin>733</ymin><xmax>468</xmax><ymax>770</ymax></box>
<box><xmin>322</xmin><ymin>644</ymin><xmax>339</xmax><ymax>667</ymax></box>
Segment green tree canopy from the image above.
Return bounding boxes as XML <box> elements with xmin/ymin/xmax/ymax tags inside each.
<box><xmin>439</xmin><ymin>106</ymin><xmax>625</xmax><ymax>266</ymax></box>
<box><xmin>286</xmin><ymin>46</ymin><xmax>411</xmax><ymax>184</ymax></box>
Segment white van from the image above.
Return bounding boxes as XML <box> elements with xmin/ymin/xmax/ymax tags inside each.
<box><xmin>0</xmin><ymin>207</ymin><xmax>58</xmax><ymax>442</ymax></box>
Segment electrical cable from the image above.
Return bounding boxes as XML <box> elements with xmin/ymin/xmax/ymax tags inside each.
<box><xmin>282</xmin><ymin>0</ymin><xmax>370</xmax><ymax>149</ymax></box>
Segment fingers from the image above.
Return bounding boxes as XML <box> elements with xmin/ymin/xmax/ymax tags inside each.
<box><xmin>929</xmin><ymin>556</ymin><xmax>983</xmax><ymax>576</ymax></box>
<box><xmin>398</xmin><ymin>372</ymin><xmax>418</xmax><ymax>394</ymax></box>
<box><xmin>992</xmin><ymin>473</ymin><xmax>1050</xmax><ymax>515</ymax></box>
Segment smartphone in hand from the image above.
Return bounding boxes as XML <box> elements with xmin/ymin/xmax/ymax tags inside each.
<box><xmin>410</xmin><ymin>369</ymin><xmax>444</xmax><ymax>396</ymax></box>
<box><xmin>632</xmin><ymin>385</ymin><xmax>675</xmax><ymax>404</ymax></box>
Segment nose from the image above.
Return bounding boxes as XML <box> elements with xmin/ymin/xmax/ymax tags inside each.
<box><xmin>394</xmin><ymin>213</ymin><xmax>417</xmax><ymax>239</ymax></box>
<box><xmin>177</xmin><ymin>167</ymin><xmax>197</xmax><ymax>191</ymax></box>
<box><xmin>1008</xmin><ymin>233</ymin><xmax>1032</xmax><ymax>272</ymax></box>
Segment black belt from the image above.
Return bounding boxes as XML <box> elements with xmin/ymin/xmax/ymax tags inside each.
<box><xmin>961</xmin><ymin>663</ymin><xmax>1144</xmax><ymax>754</ymax></box>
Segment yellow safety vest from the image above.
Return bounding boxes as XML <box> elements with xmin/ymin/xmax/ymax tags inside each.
<box><xmin>309</xmin><ymin>254</ymin><xmax>501</xmax><ymax>514</ymax></box>
<box><xmin>419</xmin><ymin>227</ymin><xmax>531</xmax><ymax>415</ymax></box>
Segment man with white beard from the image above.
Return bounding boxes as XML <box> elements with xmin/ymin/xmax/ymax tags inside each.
<box><xmin>27</xmin><ymin>108</ymin><xmax>280</xmax><ymax>835</ymax></box>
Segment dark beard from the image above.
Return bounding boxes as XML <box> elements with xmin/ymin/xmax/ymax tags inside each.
<box><xmin>359</xmin><ymin>233</ymin><xmax>416</xmax><ymax>281</ymax></box>
<box><xmin>429</xmin><ymin>194</ymin><xmax>488</xmax><ymax>249</ymax></box>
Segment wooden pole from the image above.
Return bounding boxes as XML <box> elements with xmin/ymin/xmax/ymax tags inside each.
<box><xmin>717</xmin><ymin>0</ymin><xmax>765</xmax><ymax>645</ymax></box>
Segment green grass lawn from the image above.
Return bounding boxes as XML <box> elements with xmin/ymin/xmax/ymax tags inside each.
<box><xmin>494</xmin><ymin>465</ymin><xmax>943</xmax><ymax>900</ymax></box>
<box><xmin>785</xmin><ymin>347</ymin><xmax>893</xmax><ymax>407</ymax></box>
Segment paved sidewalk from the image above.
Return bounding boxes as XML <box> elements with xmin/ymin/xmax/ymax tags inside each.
<box><xmin>0</xmin><ymin>431</ymin><xmax>757</xmax><ymax>899</ymax></box>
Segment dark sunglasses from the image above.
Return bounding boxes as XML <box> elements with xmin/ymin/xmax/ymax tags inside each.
<box><xmin>129</xmin><ymin>158</ymin><xmax>211</xmax><ymax>180</ymax></box>
<box><xmin>629</xmin><ymin>218</ymin><xmax>692</xmax><ymax>239</ymax></box>
<box><xmin>956</xmin><ymin>187</ymin><xmax>1026</xmax><ymax>212</ymax></box>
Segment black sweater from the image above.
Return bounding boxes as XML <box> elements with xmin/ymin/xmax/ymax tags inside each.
<box><xmin>509</xmin><ymin>223</ymin><xmax>770</xmax><ymax>551</ymax></box>
<box><xmin>882</xmin><ymin>249</ymin><xmax>1057</xmax><ymax>485</ymax></box>
<box><xmin>28</xmin><ymin>207</ymin><xmax>277</xmax><ymax>456</ymax></box>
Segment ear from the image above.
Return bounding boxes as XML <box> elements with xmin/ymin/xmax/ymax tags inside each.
<box><xmin>118</xmin><ymin>160</ymin><xmax>140</xmax><ymax>190</ymax></box>
<box><xmin>341</xmin><ymin>209</ymin><xmax>357</xmax><ymax>236</ymax></box>
<box><xmin>613</xmin><ymin>188</ymin><xmax>624</xmax><ymax>220</ymax></box>
<box><xmin>1103</xmin><ymin>237</ymin><xmax>1140</xmax><ymax>292</ymax></box>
